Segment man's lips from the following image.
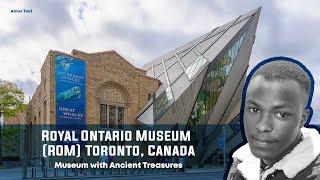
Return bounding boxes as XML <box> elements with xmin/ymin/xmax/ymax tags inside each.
<box><xmin>250</xmin><ymin>136</ymin><xmax>277</xmax><ymax>144</ymax></box>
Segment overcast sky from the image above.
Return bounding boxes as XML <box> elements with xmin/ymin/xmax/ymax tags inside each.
<box><xmin>0</xmin><ymin>0</ymin><xmax>319</xmax><ymax>124</ymax></box>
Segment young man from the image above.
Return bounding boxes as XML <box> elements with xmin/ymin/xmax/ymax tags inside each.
<box><xmin>227</xmin><ymin>59</ymin><xmax>320</xmax><ymax>180</ymax></box>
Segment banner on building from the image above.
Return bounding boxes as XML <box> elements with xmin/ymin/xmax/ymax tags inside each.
<box><xmin>55</xmin><ymin>54</ymin><xmax>86</xmax><ymax>131</ymax></box>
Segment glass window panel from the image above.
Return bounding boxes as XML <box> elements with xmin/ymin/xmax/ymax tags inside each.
<box><xmin>137</xmin><ymin>104</ymin><xmax>154</xmax><ymax>125</ymax></box>
<box><xmin>117</xmin><ymin>107</ymin><xmax>124</xmax><ymax>129</ymax></box>
<box><xmin>109</xmin><ymin>105</ymin><xmax>116</xmax><ymax>129</ymax></box>
<box><xmin>155</xmin><ymin>84</ymin><xmax>167</xmax><ymax>97</ymax></box>
<box><xmin>185</xmin><ymin>55</ymin><xmax>207</xmax><ymax>79</ymax></box>
<box><xmin>239</xmin><ymin>38</ymin><xmax>243</xmax><ymax>46</ymax></box>
<box><xmin>186</xmin><ymin>63</ymin><xmax>196</xmax><ymax>75</ymax></box>
<box><xmin>157</xmin><ymin>73</ymin><xmax>168</xmax><ymax>87</ymax></box>
<box><xmin>240</xmin><ymin>34</ymin><xmax>245</xmax><ymax>44</ymax></box>
<box><xmin>153</xmin><ymin>63</ymin><xmax>164</xmax><ymax>77</ymax></box>
<box><xmin>235</xmin><ymin>41</ymin><xmax>240</xmax><ymax>55</ymax></box>
<box><xmin>153</xmin><ymin>87</ymin><xmax>174</xmax><ymax>120</ymax></box>
<box><xmin>193</xmin><ymin>31</ymin><xmax>222</xmax><ymax>56</ymax></box>
<box><xmin>181</xmin><ymin>51</ymin><xmax>197</xmax><ymax>68</ymax></box>
<box><xmin>167</xmin><ymin>62</ymin><xmax>183</xmax><ymax>83</ymax></box>
<box><xmin>165</xmin><ymin>57</ymin><xmax>177</xmax><ymax>67</ymax></box>
<box><xmin>175</xmin><ymin>33</ymin><xmax>206</xmax><ymax>60</ymax></box>
<box><xmin>203</xmin><ymin>18</ymin><xmax>248</xmax><ymax>59</ymax></box>
<box><xmin>100</xmin><ymin>104</ymin><xmax>107</xmax><ymax>127</ymax></box>
<box><xmin>229</xmin><ymin>46</ymin><xmax>234</xmax><ymax>62</ymax></box>
<box><xmin>188</xmin><ymin>31</ymin><xmax>247</xmax><ymax>126</ymax></box>
<box><xmin>171</xmin><ymin>74</ymin><xmax>190</xmax><ymax>99</ymax></box>
<box><xmin>233</xmin><ymin>44</ymin><xmax>237</xmax><ymax>58</ymax></box>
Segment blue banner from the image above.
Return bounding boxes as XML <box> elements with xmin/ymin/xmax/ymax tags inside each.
<box><xmin>55</xmin><ymin>54</ymin><xmax>86</xmax><ymax>129</ymax></box>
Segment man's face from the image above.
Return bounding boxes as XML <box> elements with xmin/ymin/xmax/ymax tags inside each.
<box><xmin>244</xmin><ymin>75</ymin><xmax>307</xmax><ymax>164</ymax></box>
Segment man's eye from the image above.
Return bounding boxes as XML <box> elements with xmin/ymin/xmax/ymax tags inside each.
<box><xmin>275</xmin><ymin>112</ymin><xmax>289</xmax><ymax>119</ymax></box>
<box><xmin>248</xmin><ymin>107</ymin><xmax>260</xmax><ymax>114</ymax></box>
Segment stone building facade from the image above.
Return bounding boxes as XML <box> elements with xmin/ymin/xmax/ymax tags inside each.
<box><xmin>22</xmin><ymin>49</ymin><xmax>160</xmax><ymax>161</ymax></box>
<box><xmin>25</xmin><ymin>49</ymin><xmax>160</xmax><ymax>126</ymax></box>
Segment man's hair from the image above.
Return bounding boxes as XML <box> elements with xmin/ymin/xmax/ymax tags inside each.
<box><xmin>251</xmin><ymin>60</ymin><xmax>311</xmax><ymax>98</ymax></box>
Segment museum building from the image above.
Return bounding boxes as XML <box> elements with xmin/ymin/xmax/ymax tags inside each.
<box><xmin>137</xmin><ymin>7</ymin><xmax>261</xmax><ymax>166</ymax></box>
<box><xmin>23</xmin><ymin>49</ymin><xmax>160</xmax><ymax>160</ymax></box>
<box><xmin>24</xmin><ymin>50</ymin><xmax>160</xmax><ymax>127</ymax></box>
<box><xmin>22</xmin><ymin>7</ymin><xmax>261</xmax><ymax>170</ymax></box>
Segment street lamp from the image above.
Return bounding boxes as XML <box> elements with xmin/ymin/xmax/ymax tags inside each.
<box><xmin>0</xmin><ymin>110</ymin><xmax>3</xmax><ymax>126</ymax></box>
<box><xmin>0</xmin><ymin>110</ymin><xmax>3</xmax><ymax>165</ymax></box>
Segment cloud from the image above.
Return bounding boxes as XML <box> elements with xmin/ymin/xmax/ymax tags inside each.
<box><xmin>251</xmin><ymin>0</ymin><xmax>320</xmax><ymax>124</ymax></box>
<box><xmin>0</xmin><ymin>1</ymin><xmax>72</xmax><ymax>46</ymax></box>
<box><xmin>15</xmin><ymin>79</ymin><xmax>38</xmax><ymax>103</ymax></box>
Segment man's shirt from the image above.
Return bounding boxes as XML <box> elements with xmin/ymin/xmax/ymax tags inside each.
<box><xmin>227</xmin><ymin>128</ymin><xmax>320</xmax><ymax>180</ymax></box>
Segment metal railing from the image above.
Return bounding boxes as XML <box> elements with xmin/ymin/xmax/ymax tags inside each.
<box><xmin>25</xmin><ymin>166</ymin><xmax>182</xmax><ymax>178</ymax></box>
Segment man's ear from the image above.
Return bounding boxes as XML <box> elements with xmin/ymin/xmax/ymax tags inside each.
<box><xmin>300</xmin><ymin>108</ymin><xmax>310</xmax><ymax>128</ymax></box>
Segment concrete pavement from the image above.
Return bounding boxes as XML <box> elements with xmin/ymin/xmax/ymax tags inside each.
<box><xmin>0</xmin><ymin>166</ymin><xmax>226</xmax><ymax>180</ymax></box>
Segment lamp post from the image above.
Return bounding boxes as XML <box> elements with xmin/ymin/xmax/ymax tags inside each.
<box><xmin>0</xmin><ymin>109</ymin><xmax>3</xmax><ymax>165</ymax></box>
<box><xmin>0</xmin><ymin>110</ymin><xmax>2</xmax><ymax>125</ymax></box>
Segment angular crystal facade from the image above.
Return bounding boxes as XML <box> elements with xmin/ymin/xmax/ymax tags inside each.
<box><xmin>153</xmin><ymin>87</ymin><xmax>174</xmax><ymax>120</ymax></box>
<box><xmin>188</xmin><ymin>32</ymin><xmax>247</xmax><ymax>125</ymax></box>
<box><xmin>185</xmin><ymin>55</ymin><xmax>208</xmax><ymax>79</ymax></box>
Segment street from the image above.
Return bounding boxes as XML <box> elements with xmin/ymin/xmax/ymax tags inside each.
<box><xmin>0</xmin><ymin>167</ymin><xmax>225</xmax><ymax>180</ymax></box>
<box><xmin>69</xmin><ymin>172</ymin><xmax>224</xmax><ymax>180</ymax></box>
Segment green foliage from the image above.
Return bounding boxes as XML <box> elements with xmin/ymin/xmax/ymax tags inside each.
<box><xmin>2</xmin><ymin>127</ymin><xmax>19</xmax><ymax>140</ymax></box>
<box><xmin>1</xmin><ymin>126</ymin><xmax>20</xmax><ymax>156</ymax></box>
<box><xmin>0</xmin><ymin>79</ymin><xmax>26</xmax><ymax>118</ymax></box>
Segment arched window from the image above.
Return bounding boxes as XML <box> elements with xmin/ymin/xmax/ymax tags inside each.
<box><xmin>98</xmin><ymin>83</ymin><xmax>129</xmax><ymax>129</ymax></box>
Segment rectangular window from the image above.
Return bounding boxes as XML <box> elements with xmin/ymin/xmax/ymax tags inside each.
<box><xmin>109</xmin><ymin>105</ymin><xmax>116</xmax><ymax>129</ymax></box>
<box><xmin>100</xmin><ymin>104</ymin><xmax>124</xmax><ymax>129</ymax></box>
<box><xmin>100</xmin><ymin>104</ymin><xmax>107</xmax><ymax>127</ymax></box>
<box><xmin>118</xmin><ymin>107</ymin><xmax>124</xmax><ymax>129</ymax></box>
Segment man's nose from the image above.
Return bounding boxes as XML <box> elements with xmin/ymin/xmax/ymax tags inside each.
<box><xmin>256</xmin><ymin>112</ymin><xmax>273</xmax><ymax>133</ymax></box>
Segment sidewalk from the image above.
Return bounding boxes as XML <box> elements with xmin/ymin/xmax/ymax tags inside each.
<box><xmin>0</xmin><ymin>167</ymin><xmax>22</xmax><ymax>180</ymax></box>
<box><xmin>0</xmin><ymin>166</ymin><xmax>226</xmax><ymax>179</ymax></box>
<box><xmin>185</xmin><ymin>166</ymin><xmax>225</xmax><ymax>174</ymax></box>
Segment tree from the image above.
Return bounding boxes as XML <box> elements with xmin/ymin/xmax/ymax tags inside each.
<box><xmin>0</xmin><ymin>80</ymin><xmax>26</xmax><ymax>118</ymax></box>
<box><xmin>0</xmin><ymin>79</ymin><xmax>26</xmax><ymax>165</ymax></box>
